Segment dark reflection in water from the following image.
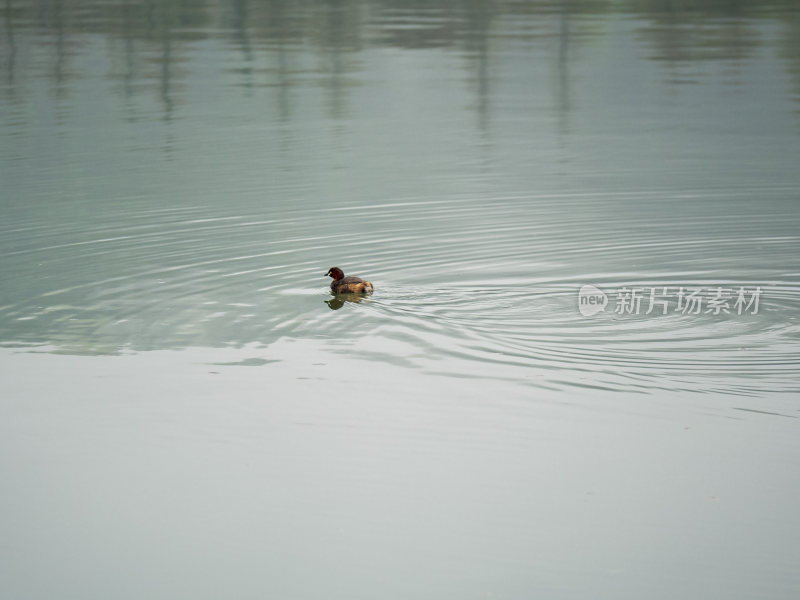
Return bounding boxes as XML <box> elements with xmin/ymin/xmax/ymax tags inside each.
<box><xmin>2</xmin><ymin>0</ymin><xmax>800</xmax><ymax>119</ymax></box>
<box><xmin>326</xmin><ymin>294</ymin><xmax>369</xmax><ymax>310</ymax></box>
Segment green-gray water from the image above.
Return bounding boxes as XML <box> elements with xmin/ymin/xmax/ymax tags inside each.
<box><xmin>2</xmin><ymin>2</ymin><xmax>799</xmax><ymax>598</ymax></box>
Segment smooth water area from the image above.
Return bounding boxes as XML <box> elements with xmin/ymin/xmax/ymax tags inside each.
<box><xmin>1</xmin><ymin>2</ymin><xmax>800</xmax><ymax>598</ymax></box>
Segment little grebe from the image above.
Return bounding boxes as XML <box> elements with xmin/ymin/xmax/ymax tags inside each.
<box><xmin>326</xmin><ymin>267</ymin><xmax>374</xmax><ymax>294</ymax></box>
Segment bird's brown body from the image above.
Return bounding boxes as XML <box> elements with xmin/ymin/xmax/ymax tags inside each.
<box><xmin>326</xmin><ymin>267</ymin><xmax>374</xmax><ymax>294</ymax></box>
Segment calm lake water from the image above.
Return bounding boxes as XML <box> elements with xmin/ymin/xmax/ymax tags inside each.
<box><xmin>2</xmin><ymin>1</ymin><xmax>800</xmax><ymax>598</ymax></box>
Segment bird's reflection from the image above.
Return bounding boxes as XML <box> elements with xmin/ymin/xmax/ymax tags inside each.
<box><xmin>325</xmin><ymin>293</ymin><xmax>368</xmax><ymax>310</ymax></box>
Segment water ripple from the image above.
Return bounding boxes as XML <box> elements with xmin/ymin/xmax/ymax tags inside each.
<box><xmin>1</xmin><ymin>186</ymin><xmax>798</xmax><ymax>395</ymax></box>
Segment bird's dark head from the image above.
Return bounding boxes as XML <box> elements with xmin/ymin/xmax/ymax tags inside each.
<box><xmin>326</xmin><ymin>267</ymin><xmax>344</xmax><ymax>281</ymax></box>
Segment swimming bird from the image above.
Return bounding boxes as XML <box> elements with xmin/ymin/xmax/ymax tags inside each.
<box><xmin>326</xmin><ymin>267</ymin><xmax>374</xmax><ymax>294</ymax></box>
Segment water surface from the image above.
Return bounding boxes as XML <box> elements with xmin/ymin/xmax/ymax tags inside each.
<box><xmin>1</xmin><ymin>1</ymin><xmax>799</xmax><ymax>599</ymax></box>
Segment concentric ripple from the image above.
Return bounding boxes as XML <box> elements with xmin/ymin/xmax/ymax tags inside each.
<box><xmin>2</xmin><ymin>186</ymin><xmax>797</xmax><ymax>396</ymax></box>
